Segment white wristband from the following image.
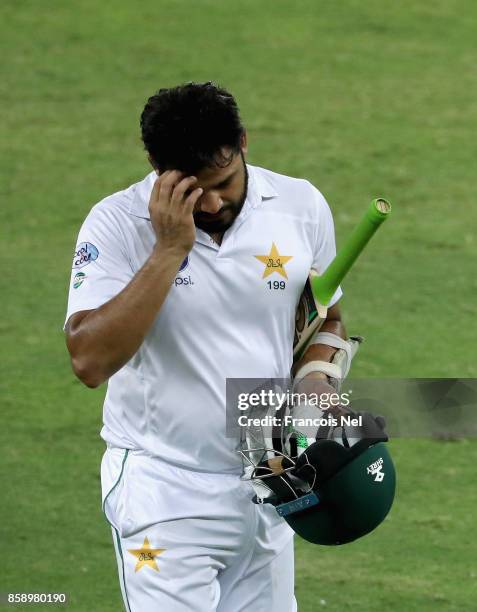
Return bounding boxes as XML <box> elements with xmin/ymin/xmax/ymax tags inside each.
<box><xmin>294</xmin><ymin>360</ymin><xmax>339</xmax><ymax>381</ymax></box>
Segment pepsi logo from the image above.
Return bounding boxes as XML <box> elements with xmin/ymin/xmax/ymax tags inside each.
<box><xmin>179</xmin><ymin>255</ymin><xmax>189</xmax><ymax>272</ymax></box>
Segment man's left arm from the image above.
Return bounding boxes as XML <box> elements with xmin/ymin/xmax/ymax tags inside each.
<box><xmin>292</xmin><ymin>301</ymin><xmax>346</xmax><ymax>382</ymax></box>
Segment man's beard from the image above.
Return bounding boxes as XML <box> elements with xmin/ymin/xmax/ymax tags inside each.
<box><xmin>193</xmin><ymin>155</ymin><xmax>249</xmax><ymax>234</ymax></box>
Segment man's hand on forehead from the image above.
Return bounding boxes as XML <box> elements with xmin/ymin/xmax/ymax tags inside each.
<box><xmin>156</xmin><ymin>170</ymin><xmax>203</xmax><ymax>210</ymax></box>
<box><xmin>148</xmin><ymin>170</ymin><xmax>202</xmax><ymax>256</ymax></box>
<box><xmin>156</xmin><ymin>170</ymin><xmax>199</xmax><ymax>202</ymax></box>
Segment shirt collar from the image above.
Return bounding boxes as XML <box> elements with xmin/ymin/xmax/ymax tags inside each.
<box><xmin>248</xmin><ymin>164</ymin><xmax>279</xmax><ymax>200</ymax></box>
<box><xmin>127</xmin><ymin>164</ymin><xmax>278</xmax><ymax>220</ymax></box>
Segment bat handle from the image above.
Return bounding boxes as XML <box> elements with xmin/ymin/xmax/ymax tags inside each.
<box><xmin>312</xmin><ymin>198</ymin><xmax>391</xmax><ymax>305</ymax></box>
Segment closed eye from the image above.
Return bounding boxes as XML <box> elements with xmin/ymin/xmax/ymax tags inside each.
<box><xmin>209</xmin><ymin>170</ymin><xmax>238</xmax><ymax>191</ymax></box>
<box><xmin>215</xmin><ymin>177</ymin><xmax>232</xmax><ymax>189</ymax></box>
<box><xmin>185</xmin><ymin>170</ymin><xmax>238</xmax><ymax>197</ymax></box>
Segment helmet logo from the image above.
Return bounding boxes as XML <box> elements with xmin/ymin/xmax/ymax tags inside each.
<box><xmin>367</xmin><ymin>457</ymin><xmax>385</xmax><ymax>482</ymax></box>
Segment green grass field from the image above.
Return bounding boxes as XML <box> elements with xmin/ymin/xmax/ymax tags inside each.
<box><xmin>1</xmin><ymin>1</ymin><xmax>476</xmax><ymax>610</ymax></box>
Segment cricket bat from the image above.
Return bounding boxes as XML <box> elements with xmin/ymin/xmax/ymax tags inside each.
<box><xmin>293</xmin><ymin>198</ymin><xmax>391</xmax><ymax>364</ymax></box>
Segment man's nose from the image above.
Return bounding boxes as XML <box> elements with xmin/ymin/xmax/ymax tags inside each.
<box><xmin>199</xmin><ymin>191</ymin><xmax>223</xmax><ymax>214</ymax></box>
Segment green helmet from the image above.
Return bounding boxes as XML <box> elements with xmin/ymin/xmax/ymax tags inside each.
<box><xmin>240</xmin><ymin>412</ymin><xmax>396</xmax><ymax>545</ymax></box>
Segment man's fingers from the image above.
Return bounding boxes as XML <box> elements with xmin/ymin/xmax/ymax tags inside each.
<box><xmin>149</xmin><ymin>171</ymin><xmax>174</xmax><ymax>208</ymax></box>
<box><xmin>149</xmin><ymin>170</ymin><xmax>201</xmax><ymax>219</ymax></box>
<box><xmin>171</xmin><ymin>176</ymin><xmax>198</xmax><ymax>207</ymax></box>
<box><xmin>183</xmin><ymin>187</ymin><xmax>203</xmax><ymax>215</ymax></box>
<box><xmin>158</xmin><ymin>170</ymin><xmax>185</xmax><ymax>207</ymax></box>
<box><xmin>149</xmin><ymin>176</ymin><xmax>164</xmax><ymax>205</ymax></box>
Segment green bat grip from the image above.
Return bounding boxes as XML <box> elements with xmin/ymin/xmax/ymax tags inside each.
<box><xmin>312</xmin><ymin>198</ymin><xmax>391</xmax><ymax>305</ymax></box>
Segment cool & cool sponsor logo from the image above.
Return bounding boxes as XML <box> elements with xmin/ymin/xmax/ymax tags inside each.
<box><xmin>73</xmin><ymin>242</ymin><xmax>99</xmax><ymax>269</ymax></box>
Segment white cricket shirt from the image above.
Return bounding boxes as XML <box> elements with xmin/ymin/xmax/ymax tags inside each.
<box><xmin>65</xmin><ymin>165</ymin><xmax>342</xmax><ymax>473</ymax></box>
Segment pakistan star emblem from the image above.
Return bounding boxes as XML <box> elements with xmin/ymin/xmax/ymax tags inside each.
<box><xmin>128</xmin><ymin>536</ymin><xmax>166</xmax><ymax>572</ymax></box>
<box><xmin>254</xmin><ymin>242</ymin><xmax>293</xmax><ymax>279</ymax></box>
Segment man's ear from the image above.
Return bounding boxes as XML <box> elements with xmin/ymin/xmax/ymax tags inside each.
<box><xmin>240</xmin><ymin>130</ymin><xmax>248</xmax><ymax>154</ymax></box>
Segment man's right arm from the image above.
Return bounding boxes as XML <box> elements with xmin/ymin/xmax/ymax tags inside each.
<box><xmin>66</xmin><ymin>247</ymin><xmax>185</xmax><ymax>387</ymax></box>
<box><xmin>65</xmin><ymin>170</ymin><xmax>203</xmax><ymax>388</ymax></box>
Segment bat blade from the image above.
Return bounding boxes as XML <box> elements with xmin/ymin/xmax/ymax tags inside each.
<box><xmin>293</xmin><ymin>270</ymin><xmax>327</xmax><ymax>363</ymax></box>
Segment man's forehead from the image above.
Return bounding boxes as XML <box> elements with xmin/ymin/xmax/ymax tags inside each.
<box><xmin>196</xmin><ymin>149</ymin><xmax>240</xmax><ymax>181</ymax></box>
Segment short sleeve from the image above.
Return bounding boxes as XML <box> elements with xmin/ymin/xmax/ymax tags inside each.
<box><xmin>310</xmin><ymin>186</ymin><xmax>343</xmax><ymax>308</ymax></box>
<box><xmin>64</xmin><ymin>204</ymin><xmax>134</xmax><ymax>328</ymax></box>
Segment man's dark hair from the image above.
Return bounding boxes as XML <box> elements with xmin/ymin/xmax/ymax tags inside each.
<box><xmin>140</xmin><ymin>82</ymin><xmax>244</xmax><ymax>174</ymax></box>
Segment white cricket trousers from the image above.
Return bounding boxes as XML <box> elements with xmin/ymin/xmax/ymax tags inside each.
<box><xmin>101</xmin><ymin>447</ymin><xmax>298</xmax><ymax>612</ymax></box>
